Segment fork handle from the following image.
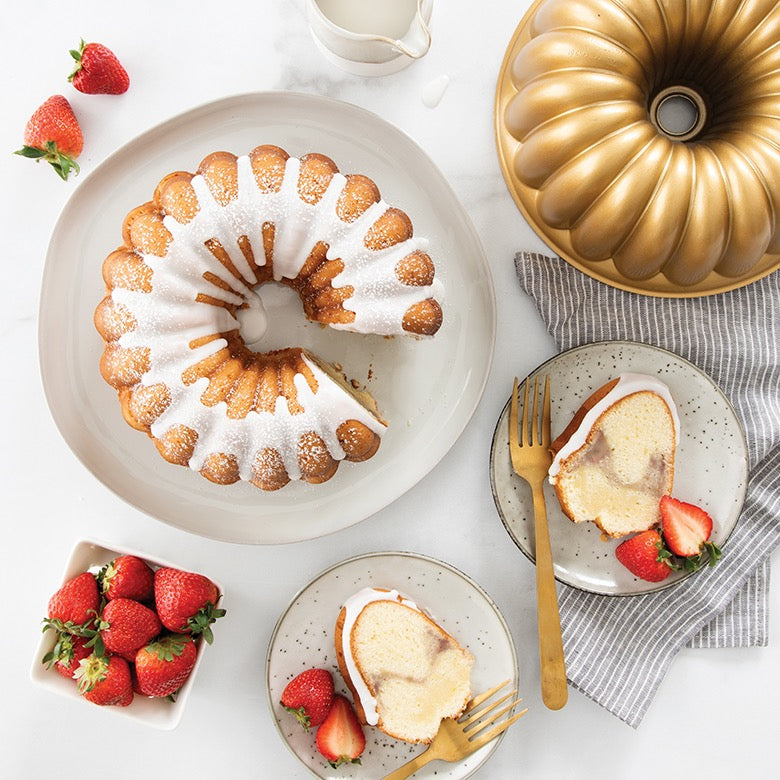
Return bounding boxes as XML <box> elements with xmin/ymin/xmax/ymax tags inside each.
<box><xmin>532</xmin><ymin>481</ymin><xmax>568</xmax><ymax>710</ymax></box>
<box><xmin>382</xmin><ymin>748</ymin><xmax>438</xmax><ymax>780</ymax></box>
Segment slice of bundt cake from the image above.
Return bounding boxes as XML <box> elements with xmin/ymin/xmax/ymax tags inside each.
<box><xmin>548</xmin><ymin>374</ymin><xmax>679</xmax><ymax>538</ymax></box>
<box><xmin>334</xmin><ymin>587</ymin><xmax>473</xmax><ymax>744</ymax></box>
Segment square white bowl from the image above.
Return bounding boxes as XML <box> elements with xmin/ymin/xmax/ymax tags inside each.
<box><xmin>30</xmin><ymin>538</ymin><xmax>225</xmax><ymax>730</ymax></box>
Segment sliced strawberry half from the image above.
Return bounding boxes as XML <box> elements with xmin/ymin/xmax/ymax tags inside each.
<box><xmin>315</xmin><ymin>694</ymin><xmax>365</xmax><ymax>768</ymax></box>
<box><xmin>660</xmin><ymin>495</ymin><xmax>714</xmax><ymax>556</ymax></box>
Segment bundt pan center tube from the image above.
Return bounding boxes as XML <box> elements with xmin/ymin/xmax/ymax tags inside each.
<box><xmin>497</xmin><ymin>0</ymin><xmax>780</xmax><ymax>296</ymax></box>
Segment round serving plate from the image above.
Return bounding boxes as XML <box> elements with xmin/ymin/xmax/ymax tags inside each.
<box><xmin>39</xmin><ymin>92</ymin><xmax>496</xmax><ymax>544</ymax></box>
<box><xmin>494</xmin><ymin>0</ymin><xmax>780</xmax><ymax>297</ymax></box>
<box><xmin>266</xmin><ymin>551</ymin><xmax>519</xmax><ymax>779</ymax></box>
<box><xmin>490</xmin><ymin>341</ymin><xmax>748</xmax><ymax>596</ymax></box>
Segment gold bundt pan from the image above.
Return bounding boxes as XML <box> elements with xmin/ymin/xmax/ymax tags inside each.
<box><xmin>496</xmin><ymin>0</ymin><xmax>780</xmax><ymax>297</ymax></box>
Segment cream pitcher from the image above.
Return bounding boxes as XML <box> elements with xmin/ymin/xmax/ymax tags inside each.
<box><xmin>308</xmin><ymin>0</ymin><xmax>433</xmax><ymax>75</ymax></box>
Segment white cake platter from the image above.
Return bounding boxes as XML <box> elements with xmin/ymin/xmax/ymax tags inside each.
<box><xmin>39</xmin><ymin>92</ymin><xmax>496</xmax><ymax>544</ymax></box>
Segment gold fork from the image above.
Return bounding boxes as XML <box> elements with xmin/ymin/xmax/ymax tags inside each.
<box><xmin>509</xmin><ymin>375</ymin><xmax>568</xmax><ymax>710</ymax></box>
<box><xmin>382</xmin><ymin>680</ymin><xmax>528</xmax><ymax>780</ymax></box>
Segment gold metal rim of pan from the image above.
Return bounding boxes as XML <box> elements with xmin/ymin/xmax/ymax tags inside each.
<box><xmin>494</xmin><ymin>0</ymin><xmax>780</xmax><ymax>298</ymax></box>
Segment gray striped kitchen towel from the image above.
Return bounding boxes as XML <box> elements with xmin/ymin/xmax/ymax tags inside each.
<box><xmin>515</xmin><ymin>251</ymin><xmax>780</xmax><ymax>727</ymax></box>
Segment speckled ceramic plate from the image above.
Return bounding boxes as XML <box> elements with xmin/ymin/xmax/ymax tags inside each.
<box><xmin>266</xmin><ymin>552</ymin><xmax>519</xmax><ymax>779</ymax></box>
<box><xmin>490</xmin><ymin>341</ymin><xmax>748</xmax><ymax>596</ymax></box>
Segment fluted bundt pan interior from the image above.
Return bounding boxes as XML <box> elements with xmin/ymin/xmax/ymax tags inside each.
<box><xmin>496</xmin><ymin>0</ymin><xmax>780</xmax><ymax>296</ymax></box>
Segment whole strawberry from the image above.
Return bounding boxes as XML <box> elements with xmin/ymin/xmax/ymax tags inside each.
<box><xmin>98</xmin><ymin>555</ymin><xmax>154</xmax><ymax>602</ymax></box>
<box><xmin>615</xmin><ymin>529</ymin><xmax>673</xmax><ymax>582</ymax></box>
<box><xmin>75</xmin><ymin>653</ymin><xmax>133</xmax><ymax>706</ymax></box>
<box><xmin>315</xmin><ymin>695</ymin><xmax>365</xmax><ymax>769</ymax></box>
<box><xmin>97</xmin><ymin>597</ymin><xmax>161</xmax><ymax>656</ymax></box>
<box><xmin>42</xmin><ymin>633</ymin><xmax>92</xmax><ymax>680</ymax></box>
<box><xmin>68</xmin><ymin>39</ymin><xmax>129</xmax><ymax>95</ymax></box>
<box><xmin>281</xmin><ymin>668</ymin><xmax>335</xmax><ymax>730</ymax></box>
<box><xmin>135</xmin><ymin>634</ymin><xmax>198</xmax><ymax>698</ymax></box>
<box><xmin>154</xmin><ymin>568</ymin><xmax>225</xmax><ymax>644</ymax></box>
<box><xmin>44</xmin><ymin>571</ymin><xmax>99</xmax><ymax>633</ymax></box>
<box><xmin>15</xmin><ymin>95</ymin><xmax>83</xmax><ymax>180</ymax></box>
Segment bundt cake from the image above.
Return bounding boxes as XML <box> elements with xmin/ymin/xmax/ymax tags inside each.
<box><xmin>504</xmin><ymin>0</ymin><xmax>780</xmax><ymax>288</ymax></box>
<box><xmin>548</xmin><ymin>374</ymin><xmax>679</xmax><ymax>538</ymax></box>
<box><xmin>94</xmin><ymin>145</ymin><xmax>444</xmax><ymax>490</ymax></box>
<box><xmin>334</xmin><ymin>587</ymin><xmax>474</xmax><ymax>744</ymax></box>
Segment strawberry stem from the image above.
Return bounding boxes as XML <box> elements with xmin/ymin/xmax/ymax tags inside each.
<box><xmin>328</xmin><ymin>758</ymin><xmax>362</xmax><ymax>769</ymax></box>
<box><xmin>42</xmin><ymin>608</ymin><xmax>100</xmax><ymax>640</ymax></box>
<box><xmin>187</xmin><ymin>601</ymin><xmax>226</xmax><ymax>645</ymax></box>
<box><xmin>68</xmin><ymin>39</ymin><xmax>87</xmax><ymax>82</ymax></box>
<box><xmin>704</xmin><ymin>541</ymin><xmax>723</xmax><ymax>566</ymax></box>
<box><xmin>283</xmin><ymin>704</ymin><xmax>312</xmax><ymax>731</ymax></box>
<box><xmin>656</xmin><ymin>528</ymin><xmax>723</xmax><ymax>573</ymax></box>
<box><xmin>14</xmin><ymin>141</ymin><xmax>80</xmax><ymax>181</ymax></box>
<box><xmin>42</xmin><ymin>631</ymin><xmax>75</xmax><ymax>669</ymax></box>
<box><xmin>145</xmin><ymin>634</ymin><xmax>189</xmax><ymax>661</ymax></box>
<box><xmin>73</xmin><ymin>652</ymin><xmax>109</xmax><ymax>694</ymax></box>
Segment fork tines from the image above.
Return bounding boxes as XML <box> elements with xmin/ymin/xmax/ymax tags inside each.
<box><xmin>460</xmin><ymin>680</ymin><xmax>528</xmax><ymax>747</ymax></box>
<box><xmin>513</xmin><ymin>374</ymin><xmax>551</xmax><ymax>447</ymax></box>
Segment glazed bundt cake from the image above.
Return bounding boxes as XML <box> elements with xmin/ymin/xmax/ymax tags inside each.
<box><xmin>94</xmin><ymin>145</ymin><xmax>444</xmax><ymax>490</ymax></box>
<box><xmin>334</xmin><ymin>587</ymin><xmax>473</xmax><ymax>744</ymax></box>
<box><xmin>548</xmin><ymin>374</ymin><xmax>679</xmax><ymax>538</ymax></box>
<box><xmin>505</xmin><ymin>0</ymin><xmax>780</xmax><ymax>287</ymax></box>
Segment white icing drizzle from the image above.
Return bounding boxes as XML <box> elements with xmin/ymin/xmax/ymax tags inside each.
<box><xmin>112</xmin><ymin>151</ymin><xmax>454</xmax><ymax>481</ymax></box>
<box><xmin>340</xmin><ymin>587</ymin><xmax>421</xmax><ymax>726</ymax></box>
<box><xmin>548</xmin><ymin>373</ymin><xmax>680</xmax><ymax>481</ymax></box>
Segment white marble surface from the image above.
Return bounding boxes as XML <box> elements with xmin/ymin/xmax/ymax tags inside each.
<box><xmin>1</xmin><ymin>1</ymin><xmax>777</xmax><ymax>777</ymax></box>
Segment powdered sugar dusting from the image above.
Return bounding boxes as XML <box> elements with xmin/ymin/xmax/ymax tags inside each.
<box><xmin>109</xmin><ymin>150</ymin><xmax>457</xmax><ymax>483</ymax></box>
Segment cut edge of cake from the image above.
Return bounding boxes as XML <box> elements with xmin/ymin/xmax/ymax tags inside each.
<box><xmin>334</xmin><ymin>587</ymin><xmax>474</xmax><ymax>744</ymax></box>
<box><xmin>547</xmin><ymin>373</ymin><xmax>679</xmax><ymax>538</ymax></box>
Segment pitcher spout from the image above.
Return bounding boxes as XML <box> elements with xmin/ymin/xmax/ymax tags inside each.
<box><xmin>392</xmin><ymin>4</ymin><xmax>431</xmax><ymax>59</ymax></box>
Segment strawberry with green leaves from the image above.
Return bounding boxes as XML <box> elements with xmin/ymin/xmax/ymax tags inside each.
<box><xmin>135</xmin><ymin>635</ymin><xmax>197</xmax><ymax>698</ymax></box>
<box><xmin>615</xmin><ymin>529</ymin><xmax>673</xmax><ymax>582</ymax></box>
<box><xmin>68</xmin><ymin>39</ymin><xmax>129</xmax><ymax>95</ymax></box>
<box><xmin>98</xmin><ymin>555</ymin><xmax>154</xmax><ymax>602</ymax></box>
<box><xmin>315</xmin><ymin>695</ymin><xmax>365</xmax><ymax>769</ymax></box>
<box><xmin>15</xmin><ymin>95</ymin><xmax>83</xmax><ymax>181</ymax></box>
<box><xmin>616</xmin><ymin>497</ymin><xmax>723</xmax><ymax>582</ymax></box>
<box><xmin>43</xmin><ymin>633</ymin><xmax>92</xmax><ymax>680</ymax></box>
<box><xmin>660</xmin><ymin>495</ymin><xmax>722</xmax><ymax>569</ymax></box>
<box><xmin>281</xmin><ymin>668</ymin><xmax>335</xmax><ymax>730</ymax></box>
<box><xmin>154</xmin><ymin>568</ymin><xmax>225</xmax><ymax>644</ymax></box>
<box><xmin>75</xmin><ymin>653</ymin><xmax>133</xmax><ymax>707</ymax></box>
<box><xmin>43</xmin><ymin>571</ymin><xmax>100</xmax><ymax>635</ymax></box>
